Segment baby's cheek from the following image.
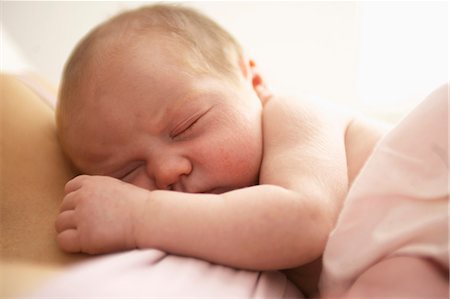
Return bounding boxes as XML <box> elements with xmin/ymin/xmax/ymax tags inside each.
<box><xmin>216</xmin><ymin>147</ymin><xmax>236</xmax><ymax>170</ymax></box>
<box><xmin>224</xmin><ymin>144</ymin><xmax>261</xmax><ymax>184</ymax></box>
<box><xmin>127</xmin><ymin>171</ymin><xmax>156</xmax><ymax>191</ymax></box>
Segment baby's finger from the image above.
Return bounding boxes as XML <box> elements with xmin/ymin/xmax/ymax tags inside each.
<box><xmin>55</xmin><ymin>210</ymin><xmax>77</xmax><ymax>233</ymax></box>
<box><xmin>59</xmin><ymin>192</ymin><xmax>78</xmax><ymax>212</ymax></box>
<box><xmin>56</xmin><ymin>229</ymin><xmax>81</xmax><ymax>253</ymax></box>
<box><xmin>64</xmin><ymin>175</ymin><xmax>89</xmax><ymax>193</ymax></box>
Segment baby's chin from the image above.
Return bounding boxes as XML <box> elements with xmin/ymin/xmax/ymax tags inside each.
<box><xmin>201</xmin><ymin>187</ymin><xmax>232</xmax><ymax>194</ymax></box>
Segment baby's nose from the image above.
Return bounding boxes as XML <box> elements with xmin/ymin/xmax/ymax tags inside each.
<box><xmin>151</xmin><ymin>155</ymin><xmax>192</xmax><ymax>191</ymax></box>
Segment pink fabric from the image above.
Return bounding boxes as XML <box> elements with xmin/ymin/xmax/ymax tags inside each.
<box><xmin>31</xmin><ymin>249</ymin><xmax>303</xmax><ymax>298</ymax></box>
<box><xmin>320</xmin><ymin>84</ymin><xmax>449</xmax><ymax>296</ymax></box>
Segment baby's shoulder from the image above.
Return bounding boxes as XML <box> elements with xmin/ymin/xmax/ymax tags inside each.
<box><xmin>345</xmin><ymin>115</ymin><xmax>392</xmax><ymax>184</ymax></box>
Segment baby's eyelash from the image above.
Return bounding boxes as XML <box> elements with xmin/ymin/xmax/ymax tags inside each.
<box><xmin>171</xmin><ymin>116</ymin><xmax>201</xmax><ymax>138</ymax></box>
<box><xmin>113</xmin><ymin>162</ymin><xmax>143</xmax><ymax>181</ymax></box>
<box><xmin>119</xmin><ymin>168</ymin><xmax>136</xmax><ymax>180</ymax></box>
<box><xmin>170</xmin><ymin>107</ymin><xmax>212</xmax><ymax>139</ymax></box>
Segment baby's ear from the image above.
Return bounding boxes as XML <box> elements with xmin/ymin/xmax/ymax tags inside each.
<box><xmin>239</xmin><ymin>56</ymin><xmax>273</xmax><ymax>105</ymax></box>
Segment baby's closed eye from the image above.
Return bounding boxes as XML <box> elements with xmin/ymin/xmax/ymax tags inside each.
<box><xmin>170</xmin><ymin>107</ymin><xmax>212</xmax><ymax>140</ymax></box>
<box><xmin>170</xmin><ymin>114</ymin><xmax>202</xmax><ymax>139</ymax></box>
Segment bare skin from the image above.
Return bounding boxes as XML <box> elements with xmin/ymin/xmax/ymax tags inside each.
<box><xmin>284</xmin><ymin>116</ymin><xmax>387</xmax><ymax>297</ymax></box>
<box><xmin>55</xmin><ymin>34</ymin><xmax>388</xmax><ymax>296</ymax></box>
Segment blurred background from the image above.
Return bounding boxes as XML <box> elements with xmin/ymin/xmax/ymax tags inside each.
<box><xmin>2</xmin><ymin>1</ymin><xmax>448</xmax><ymax>122</ymax></box>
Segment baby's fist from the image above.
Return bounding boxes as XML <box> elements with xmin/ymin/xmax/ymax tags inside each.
<box><xmin>55</xmin><ymin>175</ymin><xmax>149</xmax><ymax>254</ymax></box>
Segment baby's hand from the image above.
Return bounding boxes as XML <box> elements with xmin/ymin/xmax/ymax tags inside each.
<box><xmin>55</xmin><ymin>175</ymin><xmax>149</xmax><ymax>254</ymax></box>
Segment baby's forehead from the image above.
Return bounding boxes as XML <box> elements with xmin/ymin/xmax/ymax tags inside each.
<box><xmin>89</xmin><ymin>31</ymin><xmax>199</xmax><ymax>77</ymax></box>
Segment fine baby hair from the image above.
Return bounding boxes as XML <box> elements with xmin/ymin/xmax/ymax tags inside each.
<box><xmin>58</xmin><ymin>4</ymin><xmax>243</xmax><ymax>110</ymax></box>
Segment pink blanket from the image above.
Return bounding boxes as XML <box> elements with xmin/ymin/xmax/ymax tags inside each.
<box><xmin>320</xmin><ymin>83</ymin><xmax>449</xmax><ymax>296</ymax></box>
<box><xmin>31</xmin><ymin>249</ymin><xmax>303</xmax><ymax>298</ymax></box>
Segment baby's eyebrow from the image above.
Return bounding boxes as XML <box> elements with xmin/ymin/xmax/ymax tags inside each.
<box><xmin>166</xmin><ymin>95</ymin><xmax>203</xmax><ymax>120</ymax></box>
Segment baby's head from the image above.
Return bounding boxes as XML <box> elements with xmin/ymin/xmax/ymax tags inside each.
<box><xmin>57</xmin><ymin>4</ymin><xmax>268</xmax><ymax>193</ymax></box>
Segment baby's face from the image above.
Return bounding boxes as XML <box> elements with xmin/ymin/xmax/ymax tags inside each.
<box><xmin>63</xmin><ymin>36</ymin><xmax>263</xmax><ymax>193</ymax></box>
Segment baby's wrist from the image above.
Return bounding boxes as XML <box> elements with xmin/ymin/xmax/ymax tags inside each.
<box><xmin>131</xmin><ymin>189</ymin><xmax>161</xmax><ymax>249</ymax></box>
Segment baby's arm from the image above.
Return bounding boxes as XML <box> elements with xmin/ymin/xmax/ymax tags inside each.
<box><xmin>57</xmin><ymin>175</ymin><xmax>332</xmax><ymax>270</ymax></box>
<box><xmin>259</xmin><ymin>97</ymin><xmax>350</xmax><ymax>228</ymax></box>
<box><xmin>56</xmin><ymin>97</ymin><xmax>350</xmax><ymax>270</ymax></box>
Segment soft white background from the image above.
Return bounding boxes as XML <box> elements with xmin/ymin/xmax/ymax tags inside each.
<box><xmin>2</xmin><ymin>1</ymin><xmax>448</xmax><ymax>121</ymax></box>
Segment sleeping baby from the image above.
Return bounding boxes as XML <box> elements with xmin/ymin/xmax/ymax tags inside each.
<box><xmin>54</xmin><ymin>4</ymin><xmax>387</xmax><ymax>297</ymax></box>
